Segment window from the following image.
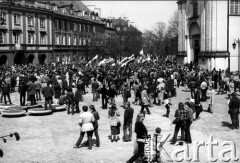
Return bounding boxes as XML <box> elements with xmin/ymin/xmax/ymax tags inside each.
<box><xmin>79</xmin><ymin>37</ymin><xmax>82</xmax><ymax>45</ymax></box>
<box><xmin>62</xmin><ymin>35</ymin><xmax>65</xmax><ymax>45</ymax></box>
<box><xmin>0</xmin><ymin>31</ymin><xmax>6</xmax><ymax>44</ymax></box>
<box><xmin>73</xmin><ymin>23</ymin><xmax>76</xmax><ymax>31</ymax></box>
<box><xmin>116</xmin><ymin>26</ymin><xmax>120</xmax><ymax>31</ymax></box>
<box><xmin>82</xmin><ymin>24</ymin><xmax>85</xmax><ymax>32</ymax></box>
<box><xmin>61</xmin><ymin>21</ymin><xmax>65</xmax><ymax>30</ymax></box>
<box><xmin>28</xmin><ymin>16</ymin><xmax>34</xmax><ymax>27</ymax></box>
<box><xmin>28</xmin><ymin>32</ymin><xmax>34</xmax><ymax>44</ymax></box>
<box><xmin>61</xmin><ymin>8</ymin><xmax>66</xmax><ymax>14</ymax></box>
<box><xmin>78</xmin><ymin>12</ymin><xmax>82</xmax><ymax>17</ymax></box>
<box><xmin>93</xmin><ymin>26</ymin><xmax>96</xmax><ymax>33</ymax></box>
<box><xmin>67</xmin><ymin>35</ymin><xmax>71</xmax><ymax>45</ymax></box>
<box><xmin>53</xmin><ymin>6</ymin><xmax>58</xmax><ymax>11</ymax></box>
<box><xmin>67</xmin><ymin>22</ymin><xmax>70</xmax><ymax>31</ymax></box>
<box><xmin>73</xmin><ymin>35</ymin><xmax>76</xmax><ymax>45</ymax></box>
<box><xmin>40</xmin><ymin>17</ymin><xmax>45</xmax><ymax>28</ymax></box>
<box><xmin>56</xmin><ymin>34</ymin><xmax>61</xmax><ymax>45</ymax></box>
<box><xmin>193</xmin><ymin>0</ymin><xmax>198</xmax><ymax>17</ymax></box>
<box><xmin>13</xmin><ymin>32</ymin><xmax>20</xmax><ymax>44</ymax></box>
<box><xmin>230</xmin><ymin>0</ymin><xmax>239</xmax><ymax>14</ymax></box>
<box><xmin>87</xmin><ymin>25</ymin><xmax>90</xmax><ymax>33</ymax></box>
<box><xmin>55</xmin><ymin>19</ymin><xmax>59</xmax><ymax>29</ymax></box>
<box><xmin>40</xmin><ymin>32</ymin><xmax>46</xmax><ymax>44</ymax></box>
<box><xmin>14</xmin><ymin>14</ymin><xmax>20</xmax><ymax>26</ymax></box>
<box><xmin>78</xmin><ymin>24</ymin><xmax>81</xmax><ymax>31</ymax></box>
<box><xmin>0</xmin><ymin>12</ymin><xmax>6</xmax><ymax>25</ymax></box>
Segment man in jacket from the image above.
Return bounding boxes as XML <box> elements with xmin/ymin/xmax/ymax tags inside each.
<box><xmin>99</xmin><ymin>84</ymin><xmax>108</xmax><ymax>109</ymax></box>
<box><xmin>92</xmin><ymin>78</ymin><xmax>99</xmax><ymax>102</ymax></box>
<box><xmin>228</xmin><ymin>92</ymin><xmax>239</xmax><ymax>129</ymax></box>
<box><xmin>18</xmin><ymin>81</ymin><xmax>28</xmax><ymax>106</ymax></box>
<box><xmin>141</xmin><ymin>86</ymin><xmax>151</xmax><ymax>114</ymax></box>
<box><xmin>42</xmin><ymin>82</ymin><xmax>54</xmax><ymax>110</ymax></box>
<box><xmin>188</xmin><ymin>80</ymin><xmax>197</xmax><ymax>99</ymax></box>
<box><xmin>123</xmin><ymin>102</ymin><xmax>134</xmax><ymax>142</ymax></box>
<box><xmin>28</xmin><ymin>81</ymin><xmax>37</xmax><ymax>105</ymax></box>
<box><xmin>1</xmin><ymin>81</ymin><xmax>12</xmax><ymax>104</ymax></box>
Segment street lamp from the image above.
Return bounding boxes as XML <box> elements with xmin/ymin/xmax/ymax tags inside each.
<box><xmin>232</xmin><ymin>38</ymin><xmax>240</xmax><ymax>72</ymax></box>
<box><xmin>232</xmin><ymin>38</ymin><xmax>240</xmax><ymax>50</ymax></box>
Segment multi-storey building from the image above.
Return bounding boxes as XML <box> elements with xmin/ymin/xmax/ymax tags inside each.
<box><xmin>0</xmin><ymin>0</ymin><xmax>112</xmax><ymax>65</ymax></box>
<box><xmin>177</xmin><ymin>0</ymin><xmax>240</xmax><ymax>71</ymax></box>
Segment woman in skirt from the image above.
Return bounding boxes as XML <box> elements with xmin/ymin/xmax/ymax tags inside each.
<box><xmin>108</xmin><ymin>104</ymin><xmax>120</xmax><ymax>142</ymax></box>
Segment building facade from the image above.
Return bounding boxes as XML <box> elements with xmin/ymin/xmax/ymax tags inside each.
<box><xmin>177</xmin><ymin>0</ymin><xmax>240</xmax><ymax>71</ymax></box>
<box><xmin>0</xmin><ymin>0</ymin><xmax>112</xmax><ymax>65</ymax></box>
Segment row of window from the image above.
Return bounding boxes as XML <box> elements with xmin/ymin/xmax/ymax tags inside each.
<box><xmin>55</xmin><ymin>34</ymin><xmax>90</xmax><ymax>46</ymax></box>
<box><xmin>0</xmin><ymin>12</ymin><xmax>46</xmax><ymax>28</ymax></box>
<box><xmin>0</xmin><ymin>31</ymin><xmax>46</xmax><ymax>44</ymax></box>
<box><xmin>230</xmin><ymin>0</ymin><xmax>240</xmax><ymax>15</ymax></box>
<box><xmin>55</xmin><ymin>20</ymin><xmax>97</xmax><ymax>33</ymax></box>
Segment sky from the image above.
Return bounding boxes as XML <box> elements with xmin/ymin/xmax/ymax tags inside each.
<box><xmin>82</xmin><ymin>1</ymin><xmax>178</xmax><ymax>32</ymax></box>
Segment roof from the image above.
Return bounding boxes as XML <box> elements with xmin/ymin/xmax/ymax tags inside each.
<box><xmin>111</xmin><ymin>18</ymin><xmax>142</xmax><ymax>34</ymax></box>
<box><xmin>37</xmin><ymin>0</ymin><xmax>90</xmax><ymax>12</ymax></box>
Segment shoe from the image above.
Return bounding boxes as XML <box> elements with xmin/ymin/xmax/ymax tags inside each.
<box><xmin>73</xmin><ymin>145</ymin><xmax>80</xmax><ymax>148</ymax></box>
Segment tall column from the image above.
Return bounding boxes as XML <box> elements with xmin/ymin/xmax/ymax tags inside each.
<box><xmin>211</xmin><ymin>0</ymin><xmax>217</xmax><ymax>51</ymax></box>
<box><xmin>178</xmin><ymin>0</ymin><xmax>183</xmax><ymax>52</ymax></box>
<box><xmin>201</xmin><ymin>0</ymin><xmax>205</xmax><ymax>52</ymax></box>
<box><xmin>182</xmin><ymin>0</ymin><xmax>186</xmax><ymax>52</ymax></box>
<box><xmin>205</xmin><ymin>0</ymin><xmax>212</xmax><ymax>52</ymax></box>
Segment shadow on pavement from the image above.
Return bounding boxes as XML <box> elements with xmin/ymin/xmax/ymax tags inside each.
<box><xmin>221</xmin><ymin>121</ymin><xmax>232</xmax><ymax>129</ymax></box>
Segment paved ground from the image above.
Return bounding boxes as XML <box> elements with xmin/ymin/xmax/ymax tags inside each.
<box><xmin>0</xmin><ymin>86</ymin><xmax>239</xmax><ymax>163</ymax></box>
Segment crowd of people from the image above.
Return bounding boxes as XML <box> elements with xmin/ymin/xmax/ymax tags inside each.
<box><xmin>0</xmin><ymin>59</ymin><xmax>239</xmax><ymax>162</ymax></box>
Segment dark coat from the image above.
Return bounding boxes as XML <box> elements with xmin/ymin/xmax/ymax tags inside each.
<box><xmin>229</xmin><ymin>96</ymin><xmax>240</xmax><ymax>114</ymax></box>
<box><xmin>18</xmin><ymin>82</ymin><xmax>28</xmax><ymax>94</ymax></box>
<box><xmin>42</xmin><ymin>86</ymin><xmax>54</xmax><ymax>98</ymax></box>
<box><xmin>28</xmin><ymin>83</ymin><xmax>36</xmax><ymax>95</ymax></box>
<box><xmin>74</xmin><ymin>89</ymin><xmax>82</xmax><ymax>102</ymax></box>
<box><xmin>124</xmin><ymin>106</ymin><xmax>134</xmax><ymax>126</ymax></box>
<box><xmin>54</xmin><ymin>84</ymin><xmax>61</xmax><ymax>99</ymax></box>
<box><xmin>2</xmin><ymin>83</ymin><xmax>10</xmax><ymax>95</ymax></box>
<box><xmin>135</xmin><ymin>122</ymin><xmax>148</xmax><ymax>139</ymax></box>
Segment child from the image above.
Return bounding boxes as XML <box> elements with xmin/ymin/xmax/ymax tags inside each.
<box><xmin>151</xmin><ymin>127</ymin><xmax>163</xmax><ymax>163</ymax></box>
<box><xmin>66</xmin><ymin>88</ymin><xmax>75</xmax><ymax>115</ymax></box>
<box><xmin>59</xmin><ymin>92</ymin><xmax>67</xmax><ymax>105</ymax></box>
<box><xmin>164</xmin><ymin>98</ymin><xmax>172</xmax><ymax>118</ymax></box>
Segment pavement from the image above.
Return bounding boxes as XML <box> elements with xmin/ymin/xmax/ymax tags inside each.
<box><xmin>0</xmin><ymin>86</ymin><xmax>239</xmax><ymax>163</ymax></box>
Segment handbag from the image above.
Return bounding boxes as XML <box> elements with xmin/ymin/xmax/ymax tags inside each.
<box><xmin>127</xmin><ymin>90</ymin><xmax>131</xmax><ymax>98</ymax></box>
<box><xmin>172</xmin><ymin>110</ymin><xmax>184</xmax><ymax>124</ymax></box>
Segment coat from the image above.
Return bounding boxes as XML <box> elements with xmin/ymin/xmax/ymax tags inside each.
<box><xmin>124</xmin><ymin>106</ymin><xmax>134</xmax><ymax>126</ymax></box>
<box><xmin>54</xmin><ymin>84</ymin><xmax>61</xmax><ymax>99</ymax></box>
<box><xmin>141</xmin><ymin>89</ymin><xmax>150</xmax><ymax>105</ymax></box>
<box><xmin>42</xmin><ymin>86</ymin><xmax>54</xmax><ymax>98</ymax></box>
<box><xmin>229</xmin><ymin>96</ymin><xmax>240</xmax><ymax>114</ymax></box>
<box><xmin>28</xmin><ymin>83</ymin><xmax>36</xmax><ymax>95</ymax></box>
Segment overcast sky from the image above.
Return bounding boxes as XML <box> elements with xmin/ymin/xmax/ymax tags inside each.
<box><xmin>82</xmin><ymin>1</ymin><xmax>178</xmax><ymax>32</ymax></box>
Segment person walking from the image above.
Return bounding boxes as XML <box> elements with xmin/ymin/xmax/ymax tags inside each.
<box><xmin>207</xmin><ymin>86</ymin><xmax>214</xmax><ymax>113</ymax></box>
<box><xmin>42</xmin><ymin>82</ymin><xmax>54</xmax><ymax>110</ymax></box>
<box><xmin>184</xmin><ymin>102</ymin><xmax>194</xmax><ymax>144</ymax></box>
<box><xmin>228</xmin><ymin>92</ymin><xmax>239</xmax><ymax>129</ymax></box>
<box><xmin>123</xmin><ymin>101</ymin><xmax>134</xmax><ymax>142</ymax></box>
<box><xmin>170</xmin><ymin>102</ymin><xmax>190</xmax><ymax>144</ymax></box>
<box><xmin>74</xmin><ymin>85</ymin><xmax>82</xmax><ymax>113</ymax></box>
<box><xmin>92</xmin><ymin>78</ymin><xmax>99</xmax><ymax>102</ymax></box>
<box><xmin>141</xmin><ymin>86</ymin><xmax>151</xmax><ymax>114</ymax></box>
<box><xmin>74</xmin><ymin>105</ymin><xmax>95</xmax><ymax>150</ymax></box>
<box><xmin>127</xmin><ymin>113</ymin><xmax>148</xmax><ymax>163</ymax></box>
<box><xmin>99</xmin><ymin>84</ymin><xmax>108</xmax><ymax>109</ymax></box>
<box><xmin>89</xmin><ymin>105</ymin><xmax>100</xmax><ymax>147</ymax></box>
<box><xmin>200</xmin><ymin>79</ymin><xmax>208</xmax><ymax>101</ymax></box>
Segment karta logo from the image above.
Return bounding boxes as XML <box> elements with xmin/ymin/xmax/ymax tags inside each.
<box><xmin>161</xmin><ymin>136</ymin><xmax>239</xmax><ymax>162</ymax></box>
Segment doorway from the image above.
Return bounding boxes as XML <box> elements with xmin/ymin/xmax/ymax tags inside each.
<box><xmin>28</xmin><ymin>54</ymin><xmax>35</xmax><ymax>64</ymax></box>
<box><xmin>0</xmin><ymin>55</ymin><xmax>7</xmax><ymax>65</ymax></box>
<box><xmin>14</xmin><ymin>52</ymin><xmax>27</xmax><ymax>65</ymax></box>
<box><xmin>38</xmin><ymin>54</ymin><xmax>46</xmax><ymax>64</ymax></box>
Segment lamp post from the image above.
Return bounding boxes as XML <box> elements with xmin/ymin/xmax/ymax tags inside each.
<box><xmin>232</xmin><ymin>38</ymin><xmax>240</xmax><ymax>72</ymax></box>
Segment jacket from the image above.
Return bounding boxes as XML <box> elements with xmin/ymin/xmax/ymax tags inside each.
<box><xmin>42</xmin><ymin>86</ymin><xmax>54</xmax><ymax>98</ymax></box>
<box><xmin>28</xmin><ymin>83</ymin><xmax>36</xmax><ymax>95</ymax></box>
<box><xmin>229</xmin><ymin>96</ymin><xmax>240</xmax><ymax>114</ymax></box>
<box><xmin>124</xmin><ymin>106</ymin><xmax>134</xmax><ymax>126</ymax></box>
<box><xmin>79</xmin><ymin>112</ymin><xmax>95</xmax><ymax>132</ymax></box>
<box><xmin>135</xmin><ymin>122</ymin><xmax>148</xmax><ymax>139</ymax></box>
